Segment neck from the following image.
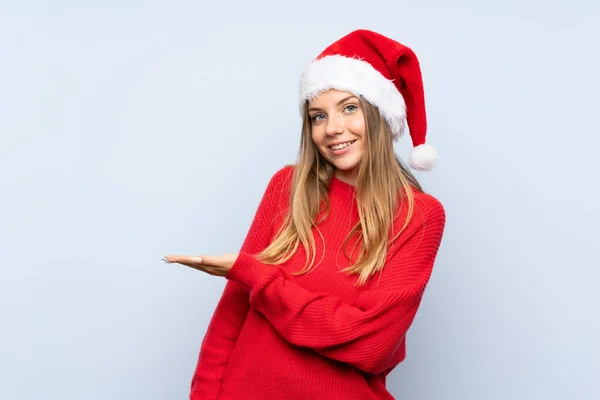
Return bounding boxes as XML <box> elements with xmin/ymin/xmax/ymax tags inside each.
<box><xmin>334</xmin><ymin>168</ymin><xmax>357</xmax><ymax>187</ymax></box>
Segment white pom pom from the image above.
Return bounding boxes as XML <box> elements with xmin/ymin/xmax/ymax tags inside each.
<box><xmin>408</xmin><ymin>143</ymin><xmax>437</xmax><ymax>171</ymax></box>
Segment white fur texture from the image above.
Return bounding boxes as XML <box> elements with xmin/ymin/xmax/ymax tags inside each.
<box><xmin>408</xmin><ymin>143</ymin><xmax>437</xmax><ymax>171</ymax></box>
<box><xmin>299</xmin><ymin>55</ymin><xmax>407</xmax><ymax>140</ymax></box>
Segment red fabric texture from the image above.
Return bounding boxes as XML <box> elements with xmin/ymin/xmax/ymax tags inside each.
<box><xmin>190</xmin><ymin>165</ymin><xmax>446</xmax><ymax>400</ymax></box>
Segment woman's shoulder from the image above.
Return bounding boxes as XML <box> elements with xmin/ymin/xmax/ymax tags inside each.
<box><xmin>411</xmin><ymin>187</ymin><xmax>445</xmax><ymax>217</ymax></box>
<box><xmin>265</xmin><ymin>164</ymin><xmax>295</xmax><ymax>190</ymax></box>
<box><xmin>385</xmin><ymin>188</ymin><xmax>446</xmax><ymax>256</ymax></box>
<box><xmin>399</xmin><ymin>187</ymin><xmax>446</xmax><ymax>230</ymax></box>
<box><xmin>272</xmin><ymin>164</ymin><xmax>295</xmax><ymax>181</ymax></box>
<box><xmin>261</xmin><ymin>164</ymin><xmax>295</xmax><ymax>199</ymax></box>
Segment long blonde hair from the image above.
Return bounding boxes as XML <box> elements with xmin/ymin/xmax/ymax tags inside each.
<box><xmin>256</xmin><ymin>96</ymin><xmax>423</xmax><ymax>286</ymax></box>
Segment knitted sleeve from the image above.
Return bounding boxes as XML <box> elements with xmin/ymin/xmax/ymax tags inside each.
<box><xmin>225</xmin><ymin>197</ymin><xmax>445</xmax><ymax>375</ymax></box>
<box><xmin>190</xmin><ymin>165</ymin><xmax>292</xmax><ymax>400</ymax></box>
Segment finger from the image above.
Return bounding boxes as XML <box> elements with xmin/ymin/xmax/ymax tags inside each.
<box><xmin>163</xmin><ymin>255</ymin><xmax>203</xmax><ymax>264</ymax></box>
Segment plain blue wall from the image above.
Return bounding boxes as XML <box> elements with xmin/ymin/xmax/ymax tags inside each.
<box><xmin>1</xmin><ymin>1</ymin><xmax>599</xmax><ymax>399</ymax></box>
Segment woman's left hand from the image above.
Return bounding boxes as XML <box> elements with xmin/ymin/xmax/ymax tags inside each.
<box><xmin>162</xmin><ymin>253</ymin><xmax>239</xmax><ymax>277</ymax></box>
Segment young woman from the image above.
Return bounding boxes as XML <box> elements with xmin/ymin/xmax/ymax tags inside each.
<box><xmin>163</xmin><ymin>29</ymin><xmax>446</xmax><ymax>400</ymax></box>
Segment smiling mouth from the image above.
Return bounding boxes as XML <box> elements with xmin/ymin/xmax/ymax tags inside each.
<box><xmin>329</xmin><ymin>140</ymin><xmax>357</xmax><ymax>150</ymax></box>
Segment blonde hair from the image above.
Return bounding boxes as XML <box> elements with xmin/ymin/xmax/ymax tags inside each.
<box><xmin>256</xmin><ymin>96</ymin><xmax>423</xmax><ymax>286</ymax></box>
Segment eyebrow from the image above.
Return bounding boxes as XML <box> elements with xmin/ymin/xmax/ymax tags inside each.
<box><xmin>308</xmin><ymin>95</ymin><xmax>357</xmax><ymax>112</ymax></box>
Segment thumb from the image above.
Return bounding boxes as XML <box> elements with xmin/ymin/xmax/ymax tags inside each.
<box><xmin>195</xmin><ymin>255</ymin><xmax>225</xmax><ymax>267</ymax></box>
<box><xmin>188</xmin><ymin>256</ymin><xmax>203</xmax><ymax>264</ymax></box>
<box><xmin>162</xmin><ymin>255</ymin><xmax>203</xmax><ymax>265</ymax></box>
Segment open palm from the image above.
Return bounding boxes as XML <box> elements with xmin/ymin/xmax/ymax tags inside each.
<box><xmin>162</xmin><ymin>253</ymin><xmax>239</xmax><ymax>277</ymax></box>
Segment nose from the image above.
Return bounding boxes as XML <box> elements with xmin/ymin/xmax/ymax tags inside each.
<box><xmin>325</xmin><ymin>114</ymin><xmax>344</xmax><ymax>136</ymax></box>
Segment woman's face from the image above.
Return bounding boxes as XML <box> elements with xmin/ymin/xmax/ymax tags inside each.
<box><xmin>308</xmin><ymin>89</ymin><xmax>366</xmax><ymax>185</ymax></box>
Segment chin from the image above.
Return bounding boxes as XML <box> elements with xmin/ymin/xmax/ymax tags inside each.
<box><xmin>332</xmin><ymin>161</ymin><xmax>360</xmax><ymax>172</ymax></box>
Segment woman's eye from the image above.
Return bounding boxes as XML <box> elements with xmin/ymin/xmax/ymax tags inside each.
<box><xmin>311</xmin><ymin>114</ymin><xmax>325</xmax><ymax>122</ymax></box>
<box><xmin>344</xmin><ymin>105</ymin><xmax>357</xmax><ymax>112</ymax></box>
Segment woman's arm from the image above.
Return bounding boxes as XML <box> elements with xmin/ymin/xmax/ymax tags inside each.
<box><xmin>190</xmin><ymin>166</ymin><xmax>292</xmax><ymax>399</ymax></box>
<box><xmin>225</xmin><ymin>197</ymin><xmax>445</xmax><ymax>375</ymax></box>
<box><xmin>189</xmin><ymin>280</ymin><xmax>249</xmax><ymax>399</ymax></box>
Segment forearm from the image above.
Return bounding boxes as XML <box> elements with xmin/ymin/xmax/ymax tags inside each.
<box><xmin>226</xmin><ymin>252</ymin><xmax>422</xmax><ymax>374</ymax></box>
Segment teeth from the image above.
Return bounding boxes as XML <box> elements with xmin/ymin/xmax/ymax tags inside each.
<box><xmin>331</xmin><ymin>141</ymin><xmax>355</xmax><ymax>150</ymax></box>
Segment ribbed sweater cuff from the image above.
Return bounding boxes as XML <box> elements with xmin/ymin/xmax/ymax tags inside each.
<box><xmin>226</xmin><ymin>251</ymin><xmax>275</xmax><ymax>290</ymax></box>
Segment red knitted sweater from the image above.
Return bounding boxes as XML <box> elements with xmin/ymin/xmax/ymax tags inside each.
<box><xmin>189</xmin><ymin>165</ymin><xmax>446</xmax><ymax>400</ymax></box>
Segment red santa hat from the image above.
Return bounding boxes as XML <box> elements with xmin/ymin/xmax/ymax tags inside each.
<box><xmin>299</xmin><ymin>29</ymin><xmax>437</xmax><ymax>171</ymax></box>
